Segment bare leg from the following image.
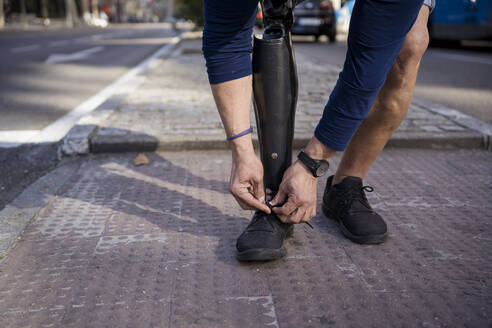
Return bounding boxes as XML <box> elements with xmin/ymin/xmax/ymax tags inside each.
<box><xmin>333</xmin><ymin>6</ymin><xmax>430</xmax><ymax>185</ymax></box>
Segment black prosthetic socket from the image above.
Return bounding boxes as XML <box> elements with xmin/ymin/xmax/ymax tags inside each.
<box><xmin>253</xmin><ymin>0</ymin><xmax>299</xmax><ymax>195</ymax></box>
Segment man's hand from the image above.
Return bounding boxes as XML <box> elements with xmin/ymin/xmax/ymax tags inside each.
<box><xmin>229</xmin><ymin>150</ymin><xmax>271</xmax><ymax>214</ymax></box>
<box><xmin>270</xmin><ymin>161</ymin><xmax>317</xmax><ymax>223</ymax></box>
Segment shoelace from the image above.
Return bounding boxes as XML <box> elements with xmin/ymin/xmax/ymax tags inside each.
<box><xmin>266</xmin><ymin>202</ymin><xmax>314</xmax><ymax>229</ymax></box>
<box><xmin>337</xmin><ymin>185</ymin><xmax>375</xmax><ymax>214</ymax></box>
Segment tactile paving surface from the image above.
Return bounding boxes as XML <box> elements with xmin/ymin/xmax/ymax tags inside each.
<box><xmin>0</xmin><ymin>149</ymin><xmax>491</xmax><ymax>327</ymax></box>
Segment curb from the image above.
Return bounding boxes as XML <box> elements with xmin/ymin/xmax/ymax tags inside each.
<box><xmin>87</xmin><ymin>129</ymin><xmax>484</xmax><ymax>153</ymax></box>
<box><xmin>61</xmin><ymin>35</ymin><xmax>183</xmax><ymax>156</ymax></box>
<box><xmin>62</xmin><ymin>36</ymin><xmax>490</xmax><ymax>154</ymax></box>
<box><xmin>413</xmin><ymin>99</ymin><xmax>492</xmax><ymax>151</ymax></box>
<box><xmin>0</xmin><ymin>158</ymin><xmax>82</xmax><ymax>259</ymax></box>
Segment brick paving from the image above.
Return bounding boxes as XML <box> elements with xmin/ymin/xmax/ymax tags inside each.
<box><xmin>1</xmin><ymin>35</ymin><xmax>491</xmax><ymax>328</ymax></box>
<box><xmin>0</xmin><ymin>149</ymin><xmax>491</xmax><ymax>327</ymax></box>
<box><xmin>88</xmin><ymin>39</ymin><xmax>482</xmax><ymax>152</ymax></box>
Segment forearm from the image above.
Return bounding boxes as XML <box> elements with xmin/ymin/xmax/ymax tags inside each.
<box><xmin>210</xmin><ymin>76</ymin><xmax>270</xmax><ymax>213</ymax></box>
<box><xmin>210</xmin><ymin>75</ymin><xmax>255</xmax><ymax>158</ymax></box>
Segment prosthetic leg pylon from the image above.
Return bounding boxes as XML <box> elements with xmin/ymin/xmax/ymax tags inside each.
<box><xmin>253</xmin><ymin>0</ymin><xmax>299</xmax><ymax>195</ymax></box>
<box><xmin>236</xmin><ymin>0</ymin><xmax>299</xmax><ymax>262</ymax></box>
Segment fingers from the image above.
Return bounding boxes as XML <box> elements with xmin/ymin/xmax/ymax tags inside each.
<box><xmin>232</xmin><ymin>195</ymin><xmax>254</xmax><ymax>211</ymax></box>
<box><xmin>252</xmin><ymin>179</ymin><xmax>266</xmax><ymax>205</ymax></box>
<box><xmin>308</xmin><ymin>208</ymin><xmax>317</xmax><ymax>221</ymax></box>
<box><xmin>273</xmin><ymin>203</ymin><xmax>317</xmax><ymax>224</ymax></box>
<box><xmin>272</xmin><ymin>198</ymin><xmax>297</xmax><ymax>222</ymax></box>
<box><xmin>231</xmin><ymin>189</ymin><xmax>271</xmax><ymax>214</ymax></box>
<box><xmin>270</xmin><ymin>188</ymin><xmax>286</xmax><ymax>207</ymax></box>
<box><xmin>291</xmin><ymin>207</ymin><xmax>307</xmax><ymax>224</ymax></box>
<box><xmin>276</xmin><ymin>206</ymin><xmax>306</xmax><ymax>224</ymax></box>
<box><xmin>299</xmin><ymin>207</ymin><xmax>317</xmax><ymax>223</ymax></box>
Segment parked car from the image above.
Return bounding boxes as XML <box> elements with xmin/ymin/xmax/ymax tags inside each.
<box><xmin>292</xmin><ymin>0</ymin><xmax>337</xmax><ymax>42</ymax></box>
<box><xmin>428</xmin><ymin>0</ymin><xmax>492</xmax><ymax>45</ymax></box>
<box><xmin>255</xmin><ymin>4</ymin><xmax>264</xmax><ymax>28</ymax></box>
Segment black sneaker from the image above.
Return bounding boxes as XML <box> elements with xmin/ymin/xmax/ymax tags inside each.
<box><xmin>322</xmin><ymin>175</ymin><xmax>388</xmax><ymax>244</ymax></box>
<box><xmin>236</xmin><ymin>211</ymin><xmax>294</xmax><ymax>261</ymax></box>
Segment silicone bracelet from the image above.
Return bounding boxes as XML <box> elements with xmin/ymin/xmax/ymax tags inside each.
<box><xmin>226</xmin><ymin>126</ymin><xmax>253</xmax><ymax>141</ymax></box>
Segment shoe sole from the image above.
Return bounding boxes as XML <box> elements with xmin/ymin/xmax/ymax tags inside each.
<box><xmin>236</xmin><ymin>247</ymin><xmax>287</xmax><ymax>262</ymax></box>
<box><xmin>322</xmin><ymin>203</ymin><xmax>388</xmax><ymax>245</ymax></box>
<box><xmin>236</xmin><ymin>228</ymin><xmax>294</xmax><ymax>262</ymax></box>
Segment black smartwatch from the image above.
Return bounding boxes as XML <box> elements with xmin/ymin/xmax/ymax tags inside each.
<box><xmin>297</xmin><ymin>150</ymin><xmax>330</xmax><ymax>178</ymax></box>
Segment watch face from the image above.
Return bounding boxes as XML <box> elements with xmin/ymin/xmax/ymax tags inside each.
<box><xmin>316</xmin><ymin>161</ymin><xmax>329</xmax><ymax>177</ymax></box>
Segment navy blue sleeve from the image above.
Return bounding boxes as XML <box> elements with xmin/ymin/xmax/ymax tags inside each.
<box><xmin>315</xmin><ymin>0</ymin><xmax>424</xmax><ymax>151</ymax></box>
<box><xmin>202</xmin><ymin>0</ymin><xmax>258</xmax><ymax>84</ymax></box>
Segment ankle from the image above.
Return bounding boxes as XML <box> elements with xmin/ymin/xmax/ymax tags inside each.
<box><xmin>332</xmin><ymin>174</ymin><xmax>363</xmax><ymax>186</ymax></box>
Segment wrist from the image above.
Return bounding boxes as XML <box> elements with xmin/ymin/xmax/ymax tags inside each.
<box><xmin>229</xmin><ymin>135</ymin><xmax>255</xmax><ymax>160</ymax></box>
<box><xmin>304</xmin><ymin>135</ymin><xmax>336</xmax><ymax>161</ymax></box>
<box><xmin>294</xmin><ymin>160</ymin><xmax>316</xmax><ymax>179</ymax></box>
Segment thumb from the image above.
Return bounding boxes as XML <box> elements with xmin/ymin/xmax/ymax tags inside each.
<box><xmin>270</xmin><ymin>188</ymin><xmax>286</xmax><ymax>207</ymax></box>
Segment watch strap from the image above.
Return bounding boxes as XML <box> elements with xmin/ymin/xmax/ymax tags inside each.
<box><xmin>297</xmin><ymin>150</ymin><xmax>318</xmax><ymax>177</ymax></box>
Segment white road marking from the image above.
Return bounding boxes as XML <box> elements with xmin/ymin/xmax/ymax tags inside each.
<box><xmin>74</xmin><ymin>33</ymin><xmax>117</xmax><ymax>43</ymax></box>
<box><xmin>0</xmin><ymin>130</ymin><xmax>41</xmax><ymax>148</ymax></box>
<box><xmin>45</xmin><ymin>46</ymin><xmax>105</xmax><ymax>64</ymax></box>
<box><xmin>10</xmin><ymin>45</ymin><xmax>41</xmax><ymax>54</ymax></box>
<box><xmin>48</xmin><ymin>40</ymin><xmax>70</xmax><ymax>48</ymax></box>
<box><xmin>33</xmin><ymin>36</ymin><xmax>180</xmax><ymax>144</ymax></box>
<box><xmin>431</xmin><ymin>50</ymin><xmax>492</xmax><ymax>66</ymax></box>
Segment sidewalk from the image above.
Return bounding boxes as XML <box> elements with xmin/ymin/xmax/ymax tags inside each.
<box><xmin>1</xmin><ymin>36</ymin><xmax>491</xmax><ymax>327</ymax></box>
<box><xmin>1</xmin><ymin>149</ymin><xmax>491</xmax><ymax>327</ymax></box>
<box><xmin>62</xmin><ymin>37</ymin><xmax>486</xmax><ymax>155</ymax></box>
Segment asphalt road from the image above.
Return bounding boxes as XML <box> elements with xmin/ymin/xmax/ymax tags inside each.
<box><xmin>293</xmin><ymin>36</ymin><xmax>492</xmax><ymax>124</ymax></box>
<box><xmin>0</xmin><ymin>23</ymin><xmax>177</xmax><ymax>133</ymax></box>
<box><xmin>0</xmin><ymin>24</ymin><xmax>178</xmax><ymax>210</ymax></box>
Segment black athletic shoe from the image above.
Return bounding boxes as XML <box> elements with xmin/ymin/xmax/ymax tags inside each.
<box><xmin>236</xmin><ymin>211</ymin><xmax>294</xmax><ymax>262</ymax></box>
<box><xmin>322</xmin><ymin>175</ymin><xmax>388</xmax><ymax>244</ymax></box>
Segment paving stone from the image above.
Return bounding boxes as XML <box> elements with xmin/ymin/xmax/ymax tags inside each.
<box><xmin>88</xmin><ymin>41</ymin><xmax>482</xmax><ymax>152</ymax></box>
<box><xmin>0</xmin><ymin>149</ymin><xmax>490</xmax><ymax>327</ymax></box>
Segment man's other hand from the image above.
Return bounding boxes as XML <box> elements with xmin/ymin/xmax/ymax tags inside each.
<box><xmin>270</xmin><ymin>161</ymin><xmax>317</xmax><ymax>223</ymax></box>
<box><xmin>229</xmin><ymin>150</ymin><xmax>271</xmax><ymax>214</ymax></box>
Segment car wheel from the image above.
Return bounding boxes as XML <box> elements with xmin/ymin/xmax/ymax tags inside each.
<box><xmin>328</xmin><ymin>28</ymin><xmax>336</xmax><ymax>43</ymax></box>
<box><xmin>314</xmin><ymin>35</ymin><xmax>320</xmax><ymax>42</ymax></box>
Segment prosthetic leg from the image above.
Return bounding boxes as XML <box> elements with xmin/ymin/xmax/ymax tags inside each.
<box><xmin>253</xmin><ymin>0</ymin><xmax>299</xmax><ymax>196</ymax></box>
<box><xmin>236</xmin><ymin>0</ymin><xmax>299</xmax><ymax>262</ymax></box>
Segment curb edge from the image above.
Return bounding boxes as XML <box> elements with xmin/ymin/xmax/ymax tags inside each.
<box><xmin>60</xmin><ymin>34</ymin><xmax>184</xmax><ymax>157</ymax></box>
<box><xmin>413</xmin><ymin>98</ymin><xmax>492</xmax><ymax>151</ymax></box>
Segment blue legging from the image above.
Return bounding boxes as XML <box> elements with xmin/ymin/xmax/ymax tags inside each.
<box><xmin>202</xmin><ymin>0</ymin><xmax>423</xmax><ymax>151</ymax></box>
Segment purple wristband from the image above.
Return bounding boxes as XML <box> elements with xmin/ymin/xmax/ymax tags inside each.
<box><xmin>227</xmin><ymin>126</ymin><xmax>253</xmax><ymax>141</ymax></box>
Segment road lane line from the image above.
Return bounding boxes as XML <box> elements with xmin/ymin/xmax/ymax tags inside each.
<box><xmin>10</xmin><ymin>45</ymin><xmax>41</xmax><ymax>54</ymax></box>
<box><xmin>431</xmin><ymin>51</ymin><xmax>492</xmax><ymax>66</ymax></box>
<box><xmin>33</xmin><ymin>36</ymin><xmax>181</xmax><ymax>144</ymax></box>
<box><xmin>45</xmin><ymin>46</ymin><xmax>105</xmax><ymax>64</ymax></box>
<box><xmin>0</xmin><ymin>130</ymin><xmax>41</xmax><ymax>148</ymax></box>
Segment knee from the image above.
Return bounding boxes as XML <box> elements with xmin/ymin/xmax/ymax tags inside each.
<box><xmin>373</xmin><ymin>97</ymin><xmax>409</xmax><ymax>124</ymax></box>
<box><xmin>398</xmin><ymin>25</ymin><xmax>429</xmax><ymax>66</ymax></box>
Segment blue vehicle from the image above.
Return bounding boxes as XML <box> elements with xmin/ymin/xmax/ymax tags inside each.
<box><xmin>429</xmin><ymin>0</ymin><xmax>492</xmax><ymax>41</ymax></box>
